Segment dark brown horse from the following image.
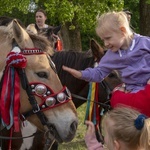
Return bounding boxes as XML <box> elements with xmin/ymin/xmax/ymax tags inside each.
<box><xmin>0</xmin><ymin>18</ymin><xmax>78</xmax><ymax>150</ymax></box>
<box><xmin>15</xmin><ymin>39</ymin><xmax>122</xmax><ymax>150</ymax></box>
<box><xmin>52</xmin><ymin>39</ymin><xmax>122</xmax><ymax>108</ymax></box>
<box><xmin>51</xmin><ymin>39</ymin><xmax>122</xmax><ymax>147</ymax></box>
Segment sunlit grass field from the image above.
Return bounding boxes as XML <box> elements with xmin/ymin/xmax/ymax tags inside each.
<box><xmin>58</xmin><ymin>103</ymin><xmax>87</xmax><ymax>150</ymax></box>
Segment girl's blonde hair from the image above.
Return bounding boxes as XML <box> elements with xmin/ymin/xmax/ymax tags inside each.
<box><xmin>103</xmin><ymin>106</ymin><xmax>150</xmax><ymax>150</ymax></box>
<box><xmin>96</xmin><ymin>11</ymin><xmax>133</xmax><ymax>38</ymax></box>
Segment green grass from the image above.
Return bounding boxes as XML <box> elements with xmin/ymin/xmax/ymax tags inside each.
<box><xmin>58</xmin><ymin>103</ymin><xmax>87</xmax><ymax>150</ymax></box>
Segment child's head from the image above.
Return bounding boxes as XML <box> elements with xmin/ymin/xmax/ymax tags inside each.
<box><xmin>102</xmin><ymin>106</ymin><xmax>150</xmax><ymax>150</ymax></box>
<box><xmin>96</xmin><ymin>11</ymin><xmax>133</xmax><ymax>51</ymax></box>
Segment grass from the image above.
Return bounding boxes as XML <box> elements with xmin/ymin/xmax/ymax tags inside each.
<box><xmin>58</xmin><ymin>103</ymin><xmax>87</xmax><ymax>150</ymax></box>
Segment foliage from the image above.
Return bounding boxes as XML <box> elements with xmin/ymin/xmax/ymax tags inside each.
<box><xmin>0</xmin><ymin>0</ymin><xmax>141</xmax><ymax>50</ymax></box>
<box><xmin>124</xmin><ymin>0</ymin><xmax>140</xmax><ymax>33</ymax></box>
<box><xmin>0</xmin><ymin>0</ymin><xmax>30</xmax><ymax>15</ymax></box>
<box><xmin>147</xmin><ymin>0</ymin><xmax>150</xmax><ymax>4</ymax></box>
<box><xmin>42</xmin><ymin>0</ymin><xmax>124</xmax><ymax>32</ymax></box>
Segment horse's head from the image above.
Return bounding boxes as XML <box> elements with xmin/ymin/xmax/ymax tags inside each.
<box><xmin>0</xmin><ymin>19</ymin><xmax>77</xmax><ymax>143</ymax></box>
<box><xmin>27</xmin><ymin>23</ymin><xmax>61</xmax><ymax>49</ymax></box>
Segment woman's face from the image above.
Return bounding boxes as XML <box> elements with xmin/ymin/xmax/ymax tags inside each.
<box><xmin>35</xmin><ymin>12</ymin><xmax>47</xmax><ymax>27</ymax></box>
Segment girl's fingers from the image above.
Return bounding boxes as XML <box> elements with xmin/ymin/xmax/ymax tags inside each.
<box><xmin>62</xmin><ymin>65</ymin><xmax>82</xmax><ymax>78</ymax></box>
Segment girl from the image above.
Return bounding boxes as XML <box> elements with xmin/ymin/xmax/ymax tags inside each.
<box><xmin>62</xmin><ymin>11</ymin><xmax>150</xmax><ymax>116</ymax></box>
<box><xmin>84</xmin><ymin>106</ymin><xmax>150</xmax><ymax>150</ymax></box>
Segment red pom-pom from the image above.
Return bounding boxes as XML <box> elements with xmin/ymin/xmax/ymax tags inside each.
<box><xmin>6</xmin><ymin>52</ymin><xmax>27</xmax><ymax>68</ymax></box>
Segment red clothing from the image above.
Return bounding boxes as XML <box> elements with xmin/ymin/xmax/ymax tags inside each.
<box><xmin>111</xmin><ymin>84</ymin><xmax>150</xmax><ymax>117</ymax></box>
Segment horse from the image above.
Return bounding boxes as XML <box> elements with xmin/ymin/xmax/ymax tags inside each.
<box><xmin>0</xmin><ymin>18</ymin><xmax>78</xmax><ymax>150</ymax></box>
<box><xmin>51</xmin><ymin>39</ymin><xmax>122</xmax><ymax>147</ymax></box>
<box><xmin>27</xmin><ymin>23</ymin><xmax>62</xmax><ymax>51</ymax></box>
<box><xmin>52</xmin><ymin>39</ymin><xmax>122</xmax><ymax>108</ymax></box>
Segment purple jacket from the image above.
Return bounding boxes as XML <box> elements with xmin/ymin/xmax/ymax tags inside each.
<box><xmin>81</xmin><ymin>33</ymin><xmax>150</xmax><ymax>93</ymax></box>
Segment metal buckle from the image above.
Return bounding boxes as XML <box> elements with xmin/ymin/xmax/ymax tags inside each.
<box><xmin>33</xmin><ymin>104</ymin><xmax>40</xmax><ymax>113</ymax></box>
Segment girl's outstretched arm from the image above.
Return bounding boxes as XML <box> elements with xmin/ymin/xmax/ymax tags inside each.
<box><xmin>62</xmin><ymin>65</ymin><xmax>82</xmax><ymax>79</ymax></box>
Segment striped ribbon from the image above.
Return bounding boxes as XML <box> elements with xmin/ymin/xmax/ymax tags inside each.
<box><xmin>84</xmin><ymin>82</ymin><xmax>101</xmax><ymax>127</ymax></box>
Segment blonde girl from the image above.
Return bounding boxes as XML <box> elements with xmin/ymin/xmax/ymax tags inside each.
<box><xmin>85</xmin><ymin>106</ymin><xmax>150</xmax><ymax>150</ymax></box>
<box><xmin>62</xmin><ymin>11</ymin><xmax>150</xmax><ymax>117</ymax></box>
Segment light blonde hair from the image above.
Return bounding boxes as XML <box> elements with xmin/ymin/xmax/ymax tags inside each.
<box><xmin>102</xmin><ymin>106</ymin><xmax>150</xmax><ymax>150</ymax></box>
<box><xmin>96</xmin><ymin>11</ymin><xmax>133</xmax><ymax>38</ymax></box>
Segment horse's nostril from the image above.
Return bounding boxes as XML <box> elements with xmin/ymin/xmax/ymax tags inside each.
<box><xmin>70</xmin><ymin>121</ymin><xmax>78</xmax><ymax>134</ymax></box>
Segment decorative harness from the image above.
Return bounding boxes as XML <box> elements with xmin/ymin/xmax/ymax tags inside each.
<box><xmin>0</xmin><ymin>47</ymin><xmax>71</xmax><ymax>149</ymax></box>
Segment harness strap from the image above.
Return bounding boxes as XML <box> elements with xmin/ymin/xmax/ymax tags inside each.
<box><xmin>71</xmin><ymin>93</ymin><xmax>111</xmax><ymax>108</ymax></box>
<box><xmin>0</xmin><ymin>131</ymin><xmax>39</xmax><ymax>140</ymax></box>
<box><xmin>18</xmin><ymin>69</ymin><xmax>49</xmax><ymax>126</ymax></box>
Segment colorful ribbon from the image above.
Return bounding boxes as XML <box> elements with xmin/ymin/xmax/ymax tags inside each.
<box><xmin>85</xmin><ymin>82</ymin><xmax>100</xmax><ymax>126</ymax></box>
<box><xmin>0</xmin><ymin>52</ymin><xmax>27</xmax><ymax>132</ymax></box>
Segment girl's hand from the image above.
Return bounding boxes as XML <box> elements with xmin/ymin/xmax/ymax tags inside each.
<box><xmin>85</xmin><ymin>120</ymin><xmax>96</xmax><ymax>138</ymax></box>
<box><xmin>62</xmin><ymin>65</ymin><xmax>82</xmax><ymax>79</ymax></box>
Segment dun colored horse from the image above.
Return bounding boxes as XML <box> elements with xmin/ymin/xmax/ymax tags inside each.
<box><xmin>0</xmin><ymin>18</ymin><xmax>78</xmax><ymax>149</ymax></box>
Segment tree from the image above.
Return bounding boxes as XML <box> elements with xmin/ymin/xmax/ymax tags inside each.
<box><xmin>42</xmin><ymin>0</ymin><xmax>124</xmax><ymax>51</ymax></box>
<box><xmin>124</xmin><ymin>0</ymin><xmax>140</xmax><ymax>33</ymax></box>
<box><xmin>139</xmin><ymin>0</ymin><xmax>150</xmax><ymax>36</ymax></box>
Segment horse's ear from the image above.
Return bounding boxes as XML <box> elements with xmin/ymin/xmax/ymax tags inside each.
<box><xmin>90</xmin><ymin>39</ymin><xmax>104</xmax><ymax>62</ymax></box>
<box><xmin>47</xmin><ymin>25</ymin><xmax>61</xmax><ymax>36</ymax></box>
<box><xmin>47</xmin><ymin>27</ymin><xmax>53</xmax><ymax>36</ymax></box>
<box><xmin>53</xmin><ymin>25</ymin><xmax>61</xmax><ymax>35</ymax></box>
<box><xmin>12</xmin><ymin>19</ymin><xmax>34</xmax><ymax>49</ymax></box>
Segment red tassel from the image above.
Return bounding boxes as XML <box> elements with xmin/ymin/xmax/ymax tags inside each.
<box><xmin>56</xmin><ymin>40</ymin><xmax>63</xmax><ymax>51</ymax></box>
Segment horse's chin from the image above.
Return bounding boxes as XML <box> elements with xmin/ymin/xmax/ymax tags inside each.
<box><xmin>45</xmin><ymin>123</ymin><xmax>63</xmax><ymax>143</ymax></box>
<box><xmin>45</xmin><ymin>123</ymin><xmax>76</xmax><ymax>143</ymax></box>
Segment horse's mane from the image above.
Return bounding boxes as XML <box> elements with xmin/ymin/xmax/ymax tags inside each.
<box><xmin>52</xmin><ymin>50</ymin><xmax>95</xmax><ymax>70</ymax></box>
<box><xmin>29</xmin><ymin>34</ymin><xmax>53</xmax><ymax>54</ymax></box>
<box><xmin>52</xmin><ymin>50</ymin><xmax>95</xmax><ymax>86</ymax></box>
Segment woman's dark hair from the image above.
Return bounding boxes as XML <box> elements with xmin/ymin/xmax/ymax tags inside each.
<box><xmin>35</xmin><ymin>9</ymin><xmax>47</xmax><ymax>17</ymax></box>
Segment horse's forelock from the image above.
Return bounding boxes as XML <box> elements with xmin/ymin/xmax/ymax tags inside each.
<box><xmin>0</xmin><ymin>26</ymin><xmax>13</xmax><ymax>45</ymax></box>
<box><xmin>28</xmin><ymin>33</ymin><xmax>54</xmax><ymax>55</ymax></box>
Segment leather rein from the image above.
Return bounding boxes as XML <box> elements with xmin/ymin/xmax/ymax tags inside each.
<box><xmin>72</xmin><ymin>79</ymin><xmax>112</xmax><ymax>111</ymax></box>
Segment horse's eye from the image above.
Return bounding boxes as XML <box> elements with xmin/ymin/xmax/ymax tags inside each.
<box><xmin>36</xmin><ymin>72</ymin><xmax>48</xmax><ymax>78</ymax></box>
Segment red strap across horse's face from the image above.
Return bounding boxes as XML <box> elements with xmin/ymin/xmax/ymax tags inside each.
<box><xmin>29</xmin><ymin>82</ymin><xmax>72</xmax><ymax>111</ymax></box>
